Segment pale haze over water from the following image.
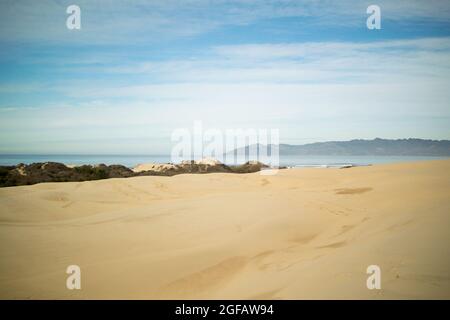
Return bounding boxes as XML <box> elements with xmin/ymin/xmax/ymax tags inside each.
<box><xmin>0</xmin><ymin>154</ymin><xmax>447</xmax><ymax>168</ymax></box>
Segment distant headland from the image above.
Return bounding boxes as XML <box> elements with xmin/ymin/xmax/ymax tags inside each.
<box><xmin>232</xmin><ymin>138</ymin><xmax>450</xmax><ymax>156</ymax></box>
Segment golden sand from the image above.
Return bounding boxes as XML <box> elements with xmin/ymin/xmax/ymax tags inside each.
<box><xmin>0</xmin><ymin>160</ymin><xmax>449</xmax><ymax>299</ymax></box>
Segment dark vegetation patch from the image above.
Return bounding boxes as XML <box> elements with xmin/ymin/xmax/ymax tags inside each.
<box><xmin>0</xmin><ymin>161</ymin><xmax>270</xmax><ymax>187</ymax></box>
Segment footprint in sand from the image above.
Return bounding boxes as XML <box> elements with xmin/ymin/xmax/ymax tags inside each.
<box><xmin>334</xmin><ymin>187</ymin><xmax>373</xmax><ymax>195</ymax></box>
<box><xmin>41</xmin><ymin>191</ymin><xmax>70</xmax><ymax>202</ymax></box>
<box><xmin>154</xmin><ymin>182</ymin><xmax>168</xmax><ymax>190</ymax></box>
<box><xmin>317</xmin><ymin>240</ymin><xmax>347</xmax><ymax>249</ymax></box>
<box><xmin>157</xmin><ymin>256</ymin><xmax>248</xmax><ymax>298</ymax></box>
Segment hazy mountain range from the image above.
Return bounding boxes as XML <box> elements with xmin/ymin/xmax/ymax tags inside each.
<box><xmin>233</xmin><ymin>138</ymin><xmax>450</xmax><ymax>156</ymax></box>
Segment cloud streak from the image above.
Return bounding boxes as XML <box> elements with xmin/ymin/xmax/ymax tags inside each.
<box><xmin>1</xmin><ymin>0</ymin><xmax>450</xmax><ymax>44</ymax></box>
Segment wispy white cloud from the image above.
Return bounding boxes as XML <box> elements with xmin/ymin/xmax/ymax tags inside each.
<box><xmin>1</xmin><ymin>0</ymin><xmax>450</xmax><ymax>44</ymax></box>
<box><xmin>62</xmin><ymin>37</ymin><xmax>450</xmax><ymax>86</ymax></box>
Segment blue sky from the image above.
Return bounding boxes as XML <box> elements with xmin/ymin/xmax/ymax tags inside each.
<box><xmin>0</xmin><ymin>0</ymin><xmax>450</xmax><ymax>154</ymax></box>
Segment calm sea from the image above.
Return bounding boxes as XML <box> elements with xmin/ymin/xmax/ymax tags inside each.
<box><xmin>0</xmin><ymin>154</ymin><xmax>447</xmax><ymax>168</ymax></box>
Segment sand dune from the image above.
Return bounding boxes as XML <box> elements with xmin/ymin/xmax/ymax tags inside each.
<box><xmin>0</xmin><ymin>160</ymin><xmax>449</xmax><ymax>299</ymax></box>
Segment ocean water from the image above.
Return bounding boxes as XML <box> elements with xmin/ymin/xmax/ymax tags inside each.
<box><xmin>280</xmin><ymin>155</ymin><xmax>449</xmax><ymax>167</ymax></box>
<box><xmin>0</xmin><ymin>154</ymin><xmax>447</xmax><ymax>168</ymax></box>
